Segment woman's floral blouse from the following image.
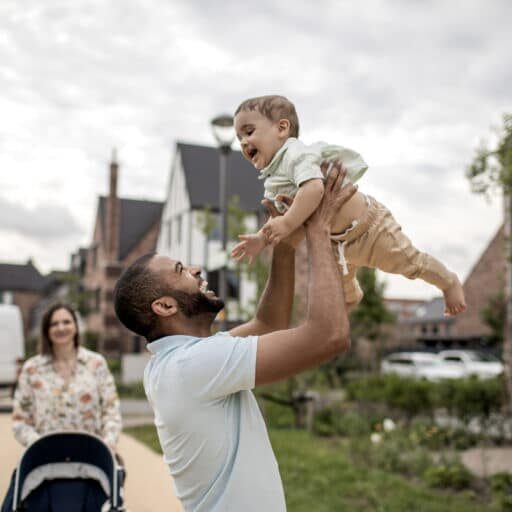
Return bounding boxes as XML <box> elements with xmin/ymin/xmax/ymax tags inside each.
<box><xmin>12</xmin><ymin>347</ymin><xmax>122</xmax><ymax>448</ymax></box>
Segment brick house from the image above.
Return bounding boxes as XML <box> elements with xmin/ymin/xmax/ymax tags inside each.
<box><xmin>83</xmin><ymin>153</ymin><xmax>163</xmax><ymax>354</ymax></box>
<box><xmin>456</xmin><ymin>225</ymin><xmax>505</xmax><ymax>340</ymax></box>
<box><xmin>0</xmin><ymin>260</ymin><xmax>46</xmax><ymax>339</ymax></box>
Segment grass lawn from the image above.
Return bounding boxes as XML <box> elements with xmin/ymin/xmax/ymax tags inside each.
<box><xmin>125</xmin><ymin>425</ymin><xmax>491</xmax><ymax>511</ymax></box>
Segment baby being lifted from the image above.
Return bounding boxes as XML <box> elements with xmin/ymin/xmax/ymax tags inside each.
<box><xmin>231</xmin><ymin>95</ymin><xmax>466</xmax><ymax>316</ymax></box>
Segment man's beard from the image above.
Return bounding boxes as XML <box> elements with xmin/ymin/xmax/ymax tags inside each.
<box><xmin>170</xmin><ymin>290</ymin><xmax>224</xmax><ymax>318</ymax></box>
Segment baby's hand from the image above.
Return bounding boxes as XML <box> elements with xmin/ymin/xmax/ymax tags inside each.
<box><xmin>231</xmin><ymin>232</ymin><xmax>268</xmax><ymax>264</ymax></box>
<box><xmin>262</xmin><ymin>216</ymin><xmax>292</xmax><ymax>246</ymax></box>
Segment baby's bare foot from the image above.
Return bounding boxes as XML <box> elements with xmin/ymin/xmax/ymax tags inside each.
<box><xmin>443</xmin><ymin>273</ymin><xmax>466</xmax><ymax>316</ymax></box>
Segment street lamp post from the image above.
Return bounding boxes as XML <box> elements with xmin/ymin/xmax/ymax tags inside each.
<box><xmin>210</xmin><ymin>114</ymin><xmax>235</xmax><ymax>330</ymax></box>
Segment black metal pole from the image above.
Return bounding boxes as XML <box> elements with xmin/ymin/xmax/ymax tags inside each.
<box><xmin>219</xmin><ymin>147</ymin><xmax>229</xmax><ymax>330</ymax></box>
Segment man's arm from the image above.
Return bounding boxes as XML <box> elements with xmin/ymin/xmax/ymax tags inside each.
<box><xmin>255</xmin><ymin>165</ymin><xmax>356</xmax><ymax>386</ymax></box>
<box><xmin>229</xmin><ymin>241</ymin><xmax>295</xmax><ymax>338</ymax></box>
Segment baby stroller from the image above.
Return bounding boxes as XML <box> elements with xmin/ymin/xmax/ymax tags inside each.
<box><xmin>10</xmin><ymin>432</ymin><xmax>124</xmax><ymax>512</ymax></box>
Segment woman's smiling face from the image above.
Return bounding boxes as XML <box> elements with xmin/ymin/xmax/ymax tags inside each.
<box><xmin>48</xmin><ymin>307</ymin><xmax>77</xmax><ymax>348</ymax></box>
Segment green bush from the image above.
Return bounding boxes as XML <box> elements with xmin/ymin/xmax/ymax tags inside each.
<box><xmin>346</xmin><ymin>375</ymin><xmax>434</xmax><ymax>419</ymax></box>
<box><xmin>491</xmin><ymin>472</ymin><xmax>512</xmax><ymax>494</ymax></box>
<box><xmin>84</xmin><ymin>330</ymin><xmax>99</xmax><ymax>351</ymax></box>
<box><xmin>107</xmin><ymin>358</ymin><xmax>121</xmax><ymax>377</ymax></box>
<box><xmin>373</xmin><ymin>435</ymin><xmax>432</xmax><ymax>476</ymax></box>
<box><xmin>408</xmin><ymin>421</ymin><xmax>481</xmax><ymax>450</ymax></box>
<box><xmin>423</xmin><ymin>462</ymin><xmax>472</xmax><ymax>490</ymax></box>
<box><xmin>260</xmin><ymin>399</ymin><xmax>295</xmax><ymax>429</ymax></box>
<box><xmin>313</xmin><ymin>407</ymin><xmax>374</xmax><ymax>437</ymax></box>
<box><xmin>490</xmin><ymin>472</ymin><xmax>512</xmax><ymax>511</ymax></box>
<box><xmin>116</xmin><ymin>381</ymin><xmax>146</xmax><ymax>399</ymax></box>
<box><xmin>443</xmin><ymin>376</ymin><xmax>503</xmax><ymax>422</ymax></box>
<box><xmin>346</xmin><ymin>374</ymin><xmax>503</xmax><ymax>423</ymax></box>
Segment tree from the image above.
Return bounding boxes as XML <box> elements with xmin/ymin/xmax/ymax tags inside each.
<box><xmin>467</xmin><ymin>113</ymin><xmax>512</xmax><ymax>410</ymax></box>
<box><xmin>480</xmin><ymin>290</ymin><xmax>506</xmax><ymax>345</ymax></box>
<box><xmin>195</xmin><ymin>196</ymin><xmax>268</xmax><ymax>320</ymax></box>
<box><xmin>342</xmin><ymin>267</ymin><xmax>396</xmax><ymax>374</ymax></box>
<box><xmin>65</xmin><ymin>272</ymin><xmax>92</xmax><ymax>316</ymax></box>
<box><xmin>349</xmin><ymin>268</ymin><xmax>396</xmax><ymax>342</ymax></box>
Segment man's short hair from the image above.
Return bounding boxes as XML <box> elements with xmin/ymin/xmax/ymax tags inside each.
<box><xmin>235</xmin><ymin>95</ymin><xmax>300</xmax><ymax>138</ymax></box>
<box><xmin>113</xmin><ymin>252</ymin><xmax>162</xmax><ymax>340</ymax></box>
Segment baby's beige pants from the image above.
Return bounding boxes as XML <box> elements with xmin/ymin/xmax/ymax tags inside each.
<box><xmin>330</xmin><ymin>196</ymin><xmax>454</xmax><ymax>307</ymax></box>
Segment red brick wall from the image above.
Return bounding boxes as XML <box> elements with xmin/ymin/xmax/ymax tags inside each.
<box><xmin>83</xmin><ymin>215</ymin><xmax>162</xmax><ymax>354</ymax></box>
<box><xmin>456</xmin><ymin>226</ymin><xmax>505</xmax><ymax>337</ymax></box>
<box><xmin>13</xmin><ymin>290</ymin><xmax>42</xmax><ymax>339</ymax></box>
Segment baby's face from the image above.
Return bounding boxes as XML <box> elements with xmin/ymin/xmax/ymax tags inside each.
<box><xmin>234</xmin><ymin>110</ymin><xmax>288</xmax><ymax>170</ymax></box>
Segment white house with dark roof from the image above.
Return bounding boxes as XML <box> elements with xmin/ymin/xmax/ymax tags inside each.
<box><xmin>157</xmin><ymin>142</ymin><xmax>265</xmax><ymax>323</ymax></box>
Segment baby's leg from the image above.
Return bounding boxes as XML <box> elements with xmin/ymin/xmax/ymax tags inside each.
<box><xmin>347</xmin><ymin>203</ymin><xmax>466</xmax><ymax>316</ymax></box>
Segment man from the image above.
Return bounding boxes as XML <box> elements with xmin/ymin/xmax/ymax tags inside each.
<box><xmin>113</xmin><ymin>164</ymin><xmax>355</xmax><ymax>511</ymax></box>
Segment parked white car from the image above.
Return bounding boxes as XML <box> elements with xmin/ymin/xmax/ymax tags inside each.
<box><xmin>437</xmin><ymin>350</ymin><xmax>503</xmax><ymax>380</ymax></box>
<box><xmin>381</xmin><ymin>350</ymin><xmax>504</xmax><ymax>381</ymax></box>
<box><xmin>380</xmin><ymin>352</ymin><xmax>451</xmax><ymax>380</ymax></box>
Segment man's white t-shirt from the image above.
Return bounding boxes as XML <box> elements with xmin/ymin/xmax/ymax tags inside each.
<box><xmin>144</xmin><ymin>332</ymin><xmax>286</xmax><ymax>512</ymax></box>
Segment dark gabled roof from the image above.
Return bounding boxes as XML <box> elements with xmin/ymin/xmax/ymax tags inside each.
<box><xmin>42</xmin><ymin>270</ymin><xmax>70</xmax><ymax>293</ymax></box>
<box><xmin>98</xmin><ymin>197</ymin><xmax>164</xmax><ymax>260</ymax></box>
<box><xmin>177</xmin><ymin>142</ymin><xmax>264</xmax><ymax>213</ymax></box>
<box><xmin>0</xmin><ymin>261</ymin><xmax>46</xmax><ymax>292</ymax></box>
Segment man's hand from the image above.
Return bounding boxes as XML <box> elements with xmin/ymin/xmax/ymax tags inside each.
<box><xmin>307</xmin><ymin>161</ymin><xmax>357</xmax><ymax>231</ymax></box>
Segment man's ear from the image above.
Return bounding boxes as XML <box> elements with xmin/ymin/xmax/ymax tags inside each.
<box><xmin>278</xmin><ymin>118</ymin><xmax>291</xmax><ymax>137</ymax></box>
<box><xmin>151</xmin><ymin>296</ymin><xmax>179</xmax><ymax>318</ymax></box>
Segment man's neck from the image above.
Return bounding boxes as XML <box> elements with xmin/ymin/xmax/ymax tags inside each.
<box><xmin>153</xmin><ymin>314</ymin><xmax>216</xmax><ymax>340</ymax></box>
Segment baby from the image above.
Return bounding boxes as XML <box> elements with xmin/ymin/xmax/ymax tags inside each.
<box><xmin>231</xmin><ymin>95</ymin><xmax>466</xmax><ymax>316</ymax></box>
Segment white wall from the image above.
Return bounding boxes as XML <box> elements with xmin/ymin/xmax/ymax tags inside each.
<box><xmin>156</xmin><ymin>146</ymin><xmax>262</xmax><ymax>321</ymax></box>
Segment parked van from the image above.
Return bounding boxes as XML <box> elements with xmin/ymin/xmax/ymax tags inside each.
<box><xmin>0</xmin><ymin>304</ymin><xmax>25</xmax><ymax>388</ymax></box>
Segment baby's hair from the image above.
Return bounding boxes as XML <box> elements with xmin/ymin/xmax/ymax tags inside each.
<box><xmin>235</xmin><ymin>95</ymin><xmax>300</xmax><ymax>138</ymax></box>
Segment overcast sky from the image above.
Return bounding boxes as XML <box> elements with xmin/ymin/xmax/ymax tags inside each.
<box><xmin>0</xmin><ymin>0</ymin><xmax>510</xmax><ymax>299</ymax></box>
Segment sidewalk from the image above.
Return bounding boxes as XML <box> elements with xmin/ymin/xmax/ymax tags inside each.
<box><xmin>461</xmin><ymin>446</ymin><xmax>512</xmax><ymax>478</ymax></box>
<box><xmin>0</xmin><ymin>413</ymin><xmax>182</xmax><ymax>512</ymax></box>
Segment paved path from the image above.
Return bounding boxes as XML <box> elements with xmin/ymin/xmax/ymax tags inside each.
<box><xmin>0</xmin><ymin>413</ymin><xmax>182</xmax><ymax>512</ymax></box>
<box><xmin>462</xmin><ymin>446</ymin><xmax>512</xmax><ymax>478</ymax></box>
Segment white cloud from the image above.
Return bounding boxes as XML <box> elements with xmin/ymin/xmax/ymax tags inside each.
<box><xmin>0</xmin><ymin>0</ymin><xmax>509</xmax><ymax>298</ymax></box>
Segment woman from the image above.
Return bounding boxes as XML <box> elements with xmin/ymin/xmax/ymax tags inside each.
<box><xmin>12</xmin><ymin>302</ymin><xmax>122</xmax><ymax>449</ymax></box>
<box><xmin>2</xmin><ymin>302</ymin><xmax>122</xmax><ymax>511</ymax></box>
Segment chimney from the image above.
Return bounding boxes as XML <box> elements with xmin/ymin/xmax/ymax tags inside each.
<box><xmin>109</xmin><ymin>148</ymin><xmax>118</xmax><ymax>199</ymax></box>
<box><xmin>105</xmin><ymin>149</ymin><xmax>120</xmax><ymax>262</ymax></box>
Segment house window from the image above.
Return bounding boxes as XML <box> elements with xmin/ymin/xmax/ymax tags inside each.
<box><xmin>91</xmin><ymin>246</ymin><xmax>98</xmax><ymax>269</ymax></box>
<box><xmin>167</xmin><ymin>220</ymin><xmax>172</xmax><ymax>249</ymax></box>
<box><xmin>176</xmin><ymin>215</ymin><xmax>182</xmax><ymax>244</ymax></box>
<box><xmin>95</xmin><ymin>288</ymin><xmax>101</xmax><ymax>312</ymax></box>
<box><xmin>207</xmin><ymin>270</ymin><xmax>240</xmax><ymax>300</ymax></box>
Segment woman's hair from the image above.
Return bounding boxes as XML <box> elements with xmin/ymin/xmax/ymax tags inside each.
<box><xmin>40</xmin><ymin>302</ymin><xmax>80</xmax><ymax>356</ymax></box>
<box><xmin>234</xmin><ymin>95</ymin><xmax>300</xmax><ymax>138</ymax></box>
